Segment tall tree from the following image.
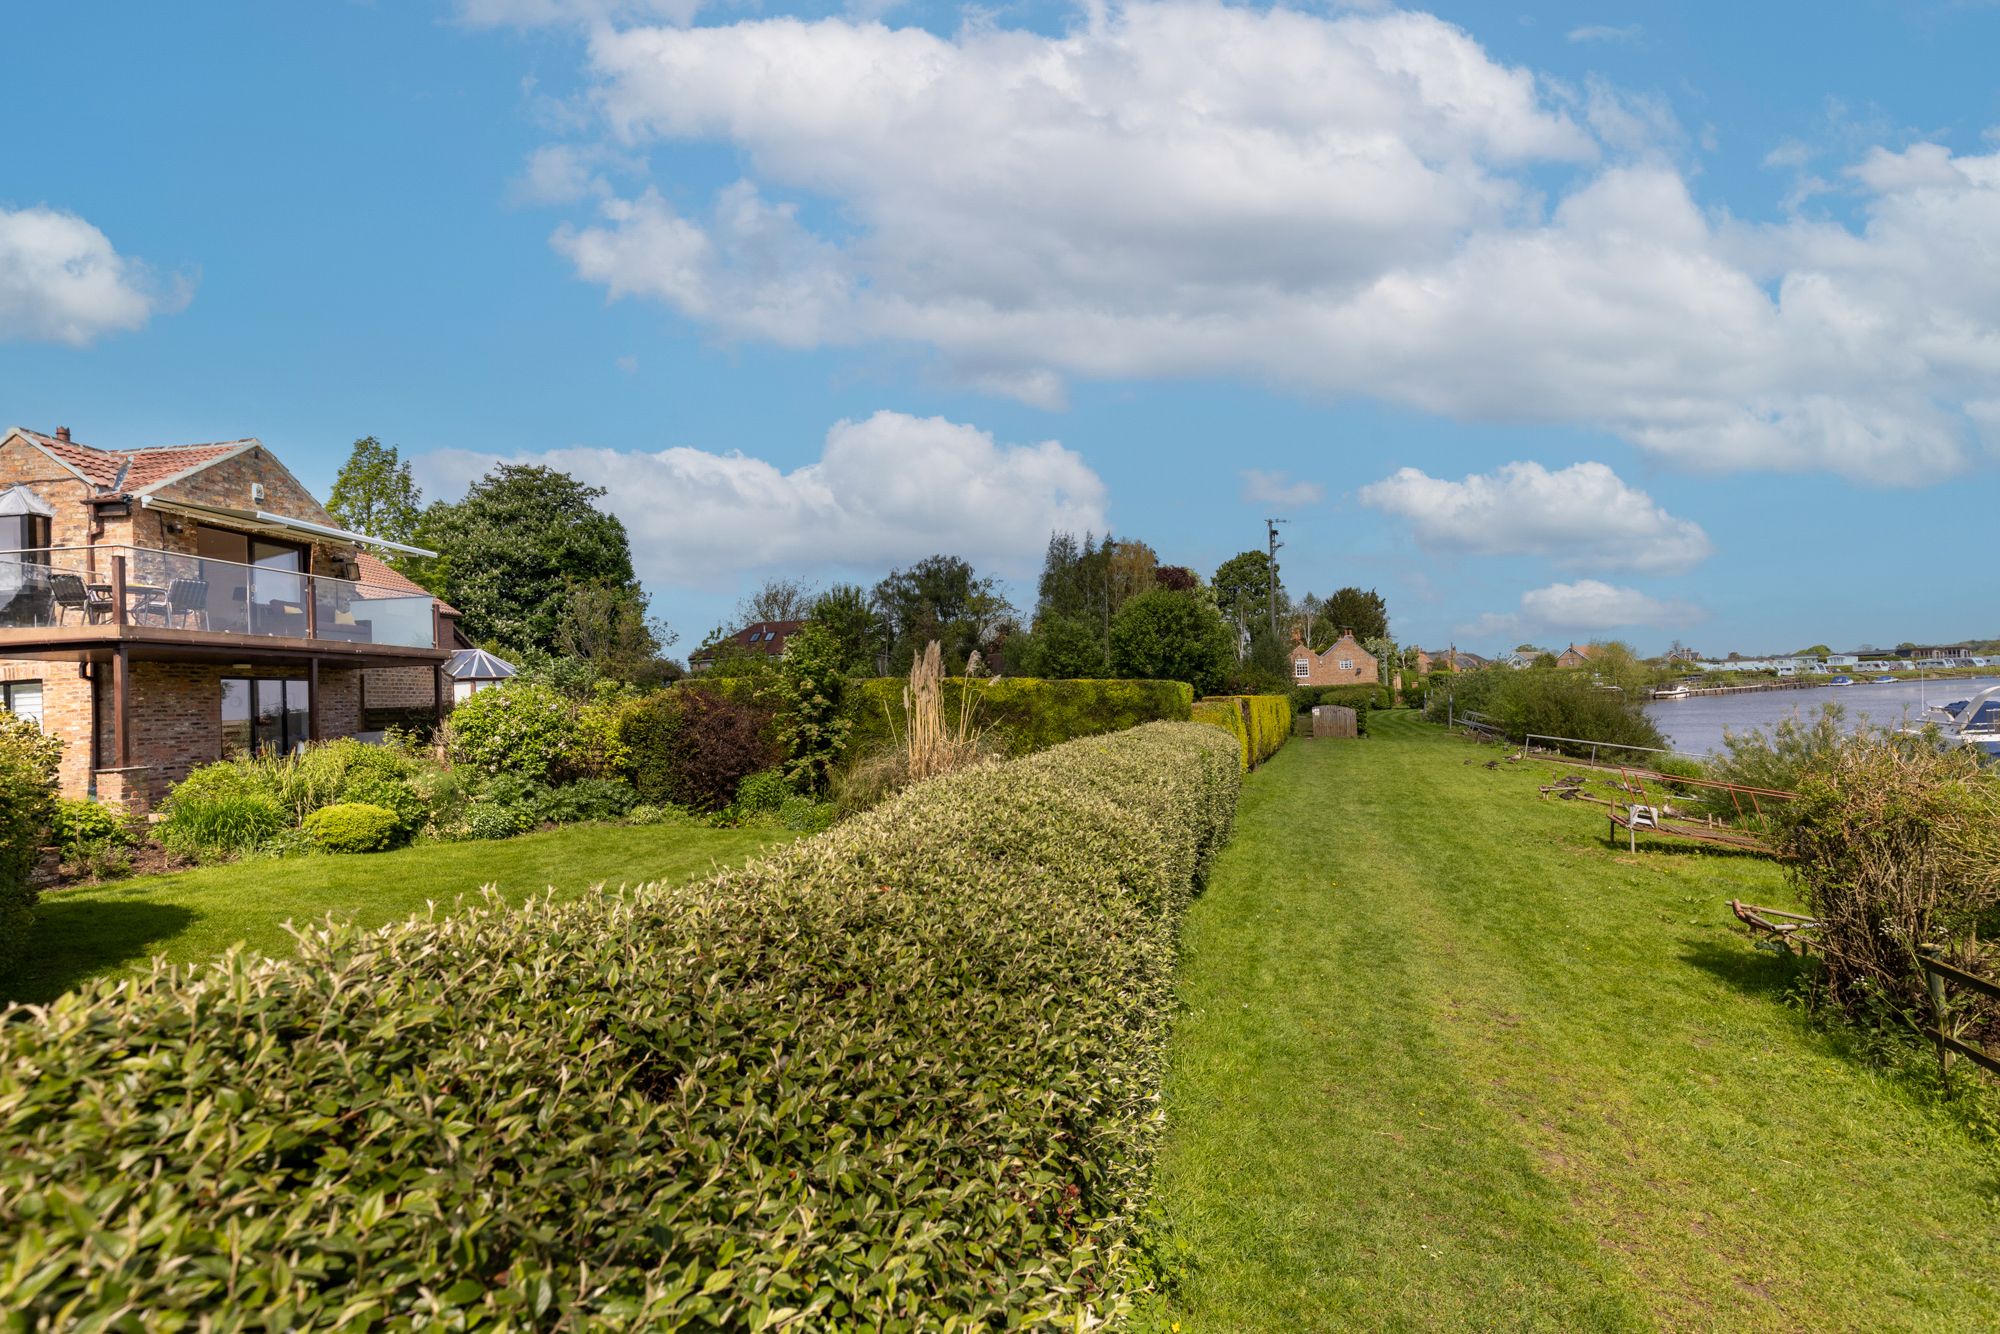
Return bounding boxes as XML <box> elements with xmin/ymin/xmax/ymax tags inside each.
<box><xmin>326</xmin><ymin>437</ymin><xmax>422</xmax><ymax>555</ymax></box>
<box><xmin>871</xmin><ymin>554</ymin><xmax>1012</xmax><ymax>673</ymax></box>
<box><xmin>806</xmin><ymin>583</ymin><xmax>884</xmax><ymax>675</ymax></box>
<box><xmin>411</xmin><ymin>465</ymin><xmax>640</xmax><ymax>655</ymax></box>
<box><xmin>1212</xmin><ymin>551</ymin><xmax>1281</xmax><ymax>657</ymax></box>
<box><xmin>735</xmin><ymin>576</ymin><xmax>817</xmax><ymax>627</ymax></box>
<box><xmin>1320</xmin><ymin>586</ymin><xmax>1389</xmax><ymax>645</ymax></box>
<box><xmin>1108</xmin><ymin>589</ymin><xmax>1233</xmax><ymax>696</ymax></box>
<box><xmin>555</xmin><ymin>579</ymin><xmax>676</xmax><ymax>684</ymax></box>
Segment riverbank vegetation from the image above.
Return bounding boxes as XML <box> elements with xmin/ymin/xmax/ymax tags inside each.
<box><xmin>1423</xmin><ymin>660</ymin><xmax>1669</xmax><ymax>755</ymax></box>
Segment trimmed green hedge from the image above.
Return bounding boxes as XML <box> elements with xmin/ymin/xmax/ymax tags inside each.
<box><xmin>0</xmin><ymin>722</ymin><xmax>1240</xmax><ymax>1326</ymax></box>
<box><xmin>676</xmin><ymin>674</ymin><xmax>1191</xmax><ymax>769</ymax></box>
<box><xmin>0</xmin><ymin>713</ymin><xmax>60</xmax><ymax>977</ymax></box>
<box><xmin>1191</xmin><ymin>694</ymin><xmax>1291</xmax><ymax>770</ymax></box>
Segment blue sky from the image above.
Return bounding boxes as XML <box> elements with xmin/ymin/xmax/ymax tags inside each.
<box><xmin>5</xmin><ymin>1</ymin><xmax>1998</xmax><ymax>656</ymax></box>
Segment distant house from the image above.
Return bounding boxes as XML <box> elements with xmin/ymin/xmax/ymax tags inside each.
<box><xmin>689</xmin><ymin>618</ymin><xmax>804</xmax><ymax>672</ymax></box>
<box><xmin>1418</xmin><ymin>647</ymin><xmax>1487</xmax><ymax>673</ymax></box>
<box><xmin>1291</xmin><ymin>629</ymin><xmax>1379</xmax><ymax>686</ymax></box>
<box><xmin>1555</xmin><ymin>643</ymin><xmax>1600</xmax><ymax>670</ymax></box>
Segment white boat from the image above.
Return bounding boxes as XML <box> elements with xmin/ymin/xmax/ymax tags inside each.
<box><xmin>1651</xmin><ymin>684</ymin><xmax>1691</xmax><ymax>701</ymax></box>
<box><xmin>1829</xmin><ymin>675</ymin><xmax>1854</xmax><ymax>687</ymax></box>
<box><xmin>1906</xmin><ymin>685</ymin><xmax>2000</xmax><ymax>759</ymax></box>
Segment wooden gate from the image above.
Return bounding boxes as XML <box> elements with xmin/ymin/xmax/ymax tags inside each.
<box><xmin>1311</xmin><ymin>705</ymin><xmax>1357</xmax><ymax>739</ymax></box>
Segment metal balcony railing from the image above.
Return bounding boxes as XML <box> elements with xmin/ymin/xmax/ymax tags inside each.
<box><xmin>0</xmin><ymin>545</ymin><xmax>437</xmax><ymax>649</ymax></box>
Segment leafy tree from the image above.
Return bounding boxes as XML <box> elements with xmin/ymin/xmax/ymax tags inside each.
<box><xmin>1109</xmin><ymin>590</ymin><xmax>1233</xmax><ymax>696</ymax></box>
<box><xmin>807</xmin><ymin>584</ymin><xmax>882</xmax><ymax>675</ymax></box>
<box><xmin>1320</xmin><ymin>587</ymin><xmax>1388</xmax><ymax>645</ymax></box>
<box><xmin>771</xmin><ymin>620</ymin><xmax>852</xmax><ymax>794</ymax></box>
<box><xmin>1155</xmin><ymin>565</ymin><xmax>1198</xmax><ymax>592</ymax></box>
<box><xmin>1797</xmin><ymin>644</ymin><xmax>1833</xmax><ymax>658</ymax></box>
<box><xmin>735</xmin><ymin>577</ymin><xmax>817</xmax><ymax>627</ymax></box>
<box><xmin>871</xmin><ymin>555</ymin><xmax>1011</xmax><ymax>673</ymax></box>
<box><xmin>1016</xmin><ymin>613</ymin><xmax>1109</xmax><ymax>679</ymax></box>
<box><xmin>1212</xmin><ymin>551</ymin><xmax>1280</xmax><ymax>647</ymax></box>
<box><xmin>1105</xmin><ymin>540</ymin><xmax>1159</xmax><ymax>612</ymax></box>
<box><xmin>326</xmin><ymin>437</ymin><xmax>422</xmax><ymax>555</ymax></box>
<box><xmin>1533</xmin><ymin>652</ymin><xmax>1560</xmax><ymax>670</ymax></box>
<box><xmin>411</xmin><ymin>465</ymin><xmax>641</xmax><ymax>656</ymax></box>
<box><xmin>555</xmin><ymin>579</ymin><xmax>676</xmax><ymax>685</ymax></box>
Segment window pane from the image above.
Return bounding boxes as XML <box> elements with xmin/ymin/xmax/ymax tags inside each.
<box><xmin>251</xmin><ymin>680</ymin><xmax>284</xmax><ymax>753</ymax></box>
<box><xmin>0</xmin><ymin>517</ymin><xmax>21</xmax><ymax>552</ymax></box>
<box><xmin>3</xmin><ymin>681</ymin><xmax>42</xmax><ymax>725</ymax></box>
<box><xmin>197</xmin><ymin>527</ymin><xmax>252</xmax><ymax>634</ymax></box>
<box><xmin>284</xmin><ymin>680</ymin><xmax>311</xmax><ymax>749</ymax></box>
<box><xmin>221</xmin><ymin>679</ymin><xmax>252</xmax><ymax>756</ymax></box>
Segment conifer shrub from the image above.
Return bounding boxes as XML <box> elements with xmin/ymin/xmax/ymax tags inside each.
<box><xmin>0</xmin><ymin>722</ymin><xmax>1240</xmax><ymax>1327</ymax></box>
<box><xmin>1190</xmin><ymin>695</ymin><xmax>1290</xmax><ymax>769</ymax></box>
<box><xmin>300</xmin><ymin>801</ymin><xmax>406</xmax><ymax>854</ymax></box>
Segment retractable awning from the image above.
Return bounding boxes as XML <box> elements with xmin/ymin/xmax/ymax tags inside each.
<box><xmin>138</xmin><ymin>495</ymin><xmax>435</xmax><ymax>557</ymax></box>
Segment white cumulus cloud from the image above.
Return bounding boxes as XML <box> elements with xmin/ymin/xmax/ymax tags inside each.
<box><xmin>0</xmin><ymin>205</ymin><xmax>187</xmax><ymax>345</ymax></box>
<box><xmin>515</xmin><ymin>2</ymin><xmax>2000</xmax><ymax>483</ymax></box>
<box><xmin>411</xmin><ymin>409</ymin><xmax>1107</xmax><ymax>590</ymax></box>
<box><xmin>1359</xmin><ymin>460</ymin><xmax>1711</xmax><ymax>572</ymax></box>
<box><xmin>1467</xmin><ymin>578</ymin><xmax>1699</xmax><ymax>638</ymax></box>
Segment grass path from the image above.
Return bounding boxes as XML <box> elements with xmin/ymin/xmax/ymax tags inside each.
<box><xmin>8</xmin><ymin>822</ymin><xmax>792</xmax><ymax>1004</ymax></box>
<box><xmin>1159</xmin><ymin>712</ymin><xmax>2000</xmax><ymax>1331</ymax></box>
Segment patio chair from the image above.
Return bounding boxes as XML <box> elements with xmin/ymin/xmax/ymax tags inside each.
<box><xmin>49</xmin><ymin>573</ymin><xmax>110</xmax><ymax>625</ymax></box>
<box><xmin>163</xmin><ymin>578</ymin><xmax>210</xmax><ymax>630</ymax></box>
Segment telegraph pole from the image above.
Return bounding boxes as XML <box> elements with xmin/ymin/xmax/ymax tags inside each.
<box><xmin>1264</xmin><ymin>517</ymin><xmax>1288</xmax><ymax>638</ymax></box>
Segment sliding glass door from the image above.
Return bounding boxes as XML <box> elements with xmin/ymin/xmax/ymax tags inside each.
<box><xmin>196</xmin><ymin>526</ymin><xmax>306</xmax><ymax>636</ymax></box>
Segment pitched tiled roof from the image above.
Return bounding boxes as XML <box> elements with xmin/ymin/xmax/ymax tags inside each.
<box><xmin>10</xmin><ymin>427</ymin><xmax>255</xmax><ymax>493</ymax></box>
<box><xmin>693</xmin><ymin>619</ymin><xmax>805</xmax><ymax>661</ymax></box>
<box><xmin>354</xmin><ymin>551</ymin><xmax>458</xmax><ymax>616</ymax></box>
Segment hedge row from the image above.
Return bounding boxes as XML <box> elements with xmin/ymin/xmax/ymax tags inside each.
<box><xmin>0</xmin><ymin>721</ymin><xmax>1241</xmax><ymax>1327</ymax></box>
<box><xmin>694</xmin><ymin>674</ymin><xmax>1194</xmax><ymax>759</ymax></box>
<box><xmin>1191</xmin><ymin>694</ymin><xmax>1291</xmax><ymax>770</ymax></box>
<box><xmin>0</xmin><ymin>713</ymin><xmax>59</xmax><ymax>977</ymax></box>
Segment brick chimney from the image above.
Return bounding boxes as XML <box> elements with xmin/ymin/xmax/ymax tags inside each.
<box><xmin>54</xmin><ymin>426</ymin><xmax>70</xmax><ymax>442</ymax></box>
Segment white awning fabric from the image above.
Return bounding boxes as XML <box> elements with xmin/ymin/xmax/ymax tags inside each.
<box><xmin>138</xmin><ymin>495</ymin><xmax>436</xmax><ymax>557</ymax></box>
<box><xmin>0</xmin><ymin>484</ymin><xmax>56</xmax><ymax>518</ymax></box>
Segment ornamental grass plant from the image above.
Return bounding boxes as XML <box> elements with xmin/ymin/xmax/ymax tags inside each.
<box><xmin>0</xmin><ymin>722</ymin><xmax>1240</xmax><ymax>1327</ymax></box>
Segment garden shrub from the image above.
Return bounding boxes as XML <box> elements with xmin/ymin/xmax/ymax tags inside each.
<box><xmin>52</xmin><ymin>798</ymin><xmax>130</xmax><ymax>861</ymax></box>
<box><xmin>338</xmin><ymin>776</ymin><xmax>428</xmax><ymax>841</ymax></box>
<box><xmin>1777</xmin><ymin>731</ymin><xmax>2000</xmax><ymax>1024</ymax></box>
<box><xmin>535</xmin><ymin>777</ymin><xmax>640</xmax><ymax>825</ymax></box>
<box><xmin>844</xmin><ymin>677</ymin><xmax>1193</xmax><ymax>758</ymax></box>
<box><xmin>156</xmin><ymin>791</ymin><xmax>288</xmax><ymax>862</ymax></box>
<box><xmin>771</xmin><ymin>619</ymin><xmax>852</xmax><ymax>794</ymax></box>
<box><xmin>616</xmin><ymin>686</ymin><xmax>779</xmax><ymax>812</ymax></box>
<box><xmin>0</xmin><ymin>722</ymin><xmax>1240</xmax><ymax>1327</ymax></box>
<box><xmin>459</xmin><ymin>801</ymin><xmax>532</xmax><ymax>841</ymax></box>
<box><xmin>301</xmin><ymin>802</ymin><xmax>406</xmax><ymax>854</ymax></box>
<box><xmin>0</xmin><ymin>712</ymin><xmax>60</xmax><ymax>977</ymax></box>
<box><xmin>444</xmin><ymin>681</ymin><xmax>581</xmax><ymax>784</ymax></box>
<box><xmin>1423</xmin><ymin>665</ymin><xmax>1666</xmax><ymax>755</ymax></box>
<box><xmin>734</xmin><ymin>767</ymin><xmax>792</xmax><ymax>814</ymax></box>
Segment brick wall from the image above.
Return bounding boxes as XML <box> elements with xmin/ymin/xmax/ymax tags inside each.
<box><xmin>0</xmin><ymin>659</ymin><xmax>93</xmax><ymax>796</ymax></box>
<box><xmin>0</xmin><ymin>436</ymin><xmax>97</xmax><ymax>551</ymax></box>
<box><xmin>1291</xmin><ymin>632</ymin><xmax>1380</xmax><ymax>687</ymax></box>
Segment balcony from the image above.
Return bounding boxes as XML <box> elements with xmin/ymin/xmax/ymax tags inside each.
<box><xmin>0</xmin><ymin>545</ymin><xmax>445</xmax><ymax>666</ymax></box>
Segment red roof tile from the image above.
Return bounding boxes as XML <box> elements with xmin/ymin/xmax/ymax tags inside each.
<box><xmin>13</xmin><ymin>428</ymin><xmax>253</xmax><ymax>493</ymax></box>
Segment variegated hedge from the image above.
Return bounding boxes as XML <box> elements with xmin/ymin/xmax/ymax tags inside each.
<box><xmin>0</xmin><ymin>722</ymin><xmax>1239</xmax><ymax>1328</ymax></box>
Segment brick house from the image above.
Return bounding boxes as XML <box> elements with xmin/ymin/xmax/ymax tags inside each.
<box><xmin>688</xmin><ymin>619</ymin><xmax>804</xmax><ymax>673</ymax></box>
<box><xmin>0</xmin><ymin>425</ymin><xmax>452</xmax><ymax>809</ymax></box>
<box><xmin>1555</xmin><ymin>643</ymin><xmax>1600</xmax><ymax>670</ymax></box>
<box><xmin>1290</xmin><ymin>629</ymin><xmax>1379</xmax><ymax>687</ymax></box>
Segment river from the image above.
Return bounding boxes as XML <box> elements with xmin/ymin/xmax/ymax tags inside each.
<box><xmin>1642</xmin><ymin>677</ymin><xmax>2000</xmax><ymax>757</ymax></box>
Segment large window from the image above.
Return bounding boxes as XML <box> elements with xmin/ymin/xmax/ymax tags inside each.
<box><xmin>197</xmin><ymin>526</ymin><xmax>308</xmax><ymax>636</ymax></box>
<box><xmin>221</xmin><ymin>678</ymin><xmax>309</xmax><ymax>756</ymax></box>
<box><xmin>0</xmin><ymin>681</ymin><xmax>41</xmax><ymax>726</ymax></box>
<box><xmin>0</xmin><ymin>514</ymin><xmax>50</xmax><ymax>557</ymax></box>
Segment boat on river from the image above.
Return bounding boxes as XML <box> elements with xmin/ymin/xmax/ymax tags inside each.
<box><xmin>1871</xmin><ymin>675</ymin><xmax>1897</xmax><ymax>684</ymax></box>
<box><xmin>1829</xmin><ymin>675</ymin><xmax>1854</xmax><ymax>687</ymax></box>
<box><xmin>1907</xmin><ymin>685</ymin><xmax>2000</xmax><ymax>759</ymax></box>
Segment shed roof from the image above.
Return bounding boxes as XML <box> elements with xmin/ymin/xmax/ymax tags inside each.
<box><xmin>445</xmin><ymin>648</ymin><xmax>516</xmax><ymax>681</ymax></box>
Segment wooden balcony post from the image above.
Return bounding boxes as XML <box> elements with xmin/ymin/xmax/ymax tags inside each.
<box><xmin>308</xmin><ymin>658</ymin><xmax>321</xmax><ymax>743</ymax></box>
<box><xmin>111</xmin><ymin>554</ymin><xmax>127</xmax><ymax>627</ymax></box>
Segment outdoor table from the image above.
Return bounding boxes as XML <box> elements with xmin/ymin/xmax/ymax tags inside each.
<box><xmin>86</xmin><ymin>581</ymin><xmax>165</xmax><ymax>621</ymax></box>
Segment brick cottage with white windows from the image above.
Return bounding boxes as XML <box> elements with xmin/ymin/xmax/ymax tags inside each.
<box><xmin>1289</xmin><ymin>628</ymin><xmax>1379</xmax><ymax>687</ymax></box>
<box><xmin>0</xmin><ymin>425</ymin><xmax>457</xmax><ymax>810</ymax></box>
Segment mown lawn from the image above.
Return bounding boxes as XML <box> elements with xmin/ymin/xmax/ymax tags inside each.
<box><xmin>6</xmin><ymin>822</ymin><xmax>793</xmax><ymax>1005</ymax></box>
<box><xmin>1159</xmin><ymin>711</ymin><xmax>2000</xmax><ymax>1330</ymax></box>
